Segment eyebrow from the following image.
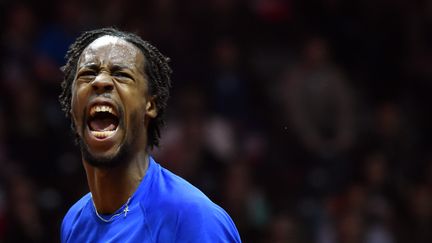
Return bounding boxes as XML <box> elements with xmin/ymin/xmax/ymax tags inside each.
<box><xmin>78</xmin><ymin>63</ymin><xmax>133</xmax><ymax>69</ymax></box>
<box><xmin>110</xmin><ymin>64</ymin><xmax>135</xmax><ymax>71</ymax></box>
<box><xmin>78</xmin><ymin>63</ymin><xmax>99</xmax><ymax>70</ymax></box>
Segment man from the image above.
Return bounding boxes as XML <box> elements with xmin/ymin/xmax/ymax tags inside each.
<box><xmin>59</xmin><ymin>27</ymin><xmax>241</xmax><ymax>242</ymax></box>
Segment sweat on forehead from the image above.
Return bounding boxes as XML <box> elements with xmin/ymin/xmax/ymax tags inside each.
<box><xmin>78</xmin><ymin>35</ymin><xmax>145</xmax><ymax>69</ymax></box>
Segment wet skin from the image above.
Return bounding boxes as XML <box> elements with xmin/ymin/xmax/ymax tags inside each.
<box><xmin>71</xmin><ymin>35</ymin><xmax>157</xmax><ymax>167</ymax></box>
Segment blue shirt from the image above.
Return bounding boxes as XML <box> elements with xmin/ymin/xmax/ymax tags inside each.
<box><xmin>61</xmin><ymin>157</ymin><xmax>241</xmax><ymax>243</ymax></box>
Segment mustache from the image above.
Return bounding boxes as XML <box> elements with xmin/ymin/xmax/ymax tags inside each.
<box><xmin>100</xmin><ymin>93</ymin><xmax>112</xmax><ymax>99</ymax></box>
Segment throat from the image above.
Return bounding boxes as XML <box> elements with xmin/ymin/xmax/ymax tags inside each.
<box><xmin>88</xmin><ymin>175</ymin><xmax>133</xmax><ymax>214</ymax></box>
<box><xmin>85</xmin><ymin>155</ymin><xmax>149</xmax><ymax>213</ymax></box>
<box><xmin>88</xmin><ymin>173</ymin><xmax>143</xmax><ymax>214</ymax></box>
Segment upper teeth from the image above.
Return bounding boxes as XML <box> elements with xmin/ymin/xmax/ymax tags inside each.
<box><xmin>90</xmin><ymin>105</ymin><xmax>115</xmax><ymax>117</ymax></box>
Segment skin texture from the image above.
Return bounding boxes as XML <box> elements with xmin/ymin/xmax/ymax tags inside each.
<box><xmin>70</xmin><ymin>35</ymin><xmax>157</xmax><ymax>213</ymax></box>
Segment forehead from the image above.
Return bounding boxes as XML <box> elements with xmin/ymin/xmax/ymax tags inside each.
<box><xmin>78</xmin><ymin>35</ymin><xmax>144</xmax><ymax>68</ymax></box>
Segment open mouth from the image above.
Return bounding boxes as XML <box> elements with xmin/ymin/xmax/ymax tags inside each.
<box><xmin>87</xmin><ymin>105</ymin><xmax>119</xmax><ymax>139</ymax></box>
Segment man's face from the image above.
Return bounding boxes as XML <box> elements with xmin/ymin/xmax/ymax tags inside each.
<box><xmin>70</xmin><ymin>35</ymin><xmax>157</xmax><ymax>167</ymax></box>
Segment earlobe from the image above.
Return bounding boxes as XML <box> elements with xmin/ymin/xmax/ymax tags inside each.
<box><xmin>145</xmin><ymin>98</ymin><xmax>157</xmax><ymax>118</ymax></box>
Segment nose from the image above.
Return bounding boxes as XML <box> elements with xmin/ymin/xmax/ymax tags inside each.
<box><xmin>91</xmin><ymin>73</ymin><xmax>114</xmax><ymax>94</ymax></box>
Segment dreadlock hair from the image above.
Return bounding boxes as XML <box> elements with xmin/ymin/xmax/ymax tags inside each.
<box><xmin>59</xmin><ymin>27</ymin><xmax>172</xmax><ymax>148</ymax></box>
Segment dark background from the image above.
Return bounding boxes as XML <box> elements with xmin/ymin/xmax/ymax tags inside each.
<box><xmin>1</xmin><ymin>0</ymin><xmax>432</xmax><ymax>242</ymax></box>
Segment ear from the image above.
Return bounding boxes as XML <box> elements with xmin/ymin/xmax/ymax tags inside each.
<box><xmin>145</xmin><ymin>97</ymin><xmax>157</xmax><ymax>119</ymax></box>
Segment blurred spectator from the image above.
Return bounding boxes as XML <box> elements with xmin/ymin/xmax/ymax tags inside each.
<box><xmin>264</xmin><ymin>213</ymin><xmax>303</xmax><ymax>243</ymax></box>
<box><xmin>5</xmin><ymin>171</ymin><xmax>44</xmax><ymax>242</ymax></box>
<box><xmin>221</xmin><ymin>161</ymin><xmax>270</xmax><ymax>242</ymax></box>
<box><xmin>209</xmin><ymin>38</ymin><xmax>250</xmax><ymax>120</ymax></box>
<box><xmin>399</xmin><ymin>184</ymin><xmax>432</xmax><ymax>243</ymax></box>
<box><xmin>1</xmin><ymin>2</ymin><xmax>37</xmax><ymax>98</ymax></box>
<box><xmin>283</xmin><ymin>36</ymin><xmax>355</xmax><ymax>158</ymax></box>
<box><xmin>280</xmin><ymin>36</ymin><xmax>357</xmax><ymax>199</ymax></box>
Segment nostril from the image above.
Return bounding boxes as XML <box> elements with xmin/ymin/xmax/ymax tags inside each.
<box><xmin>92</xmin><ymin>84</ymin><xmax>114</xmax><ymax>92</ymax></box>
<box><xmin>91</xmin><ymin>77</ymin><xmax>114</xmax><ymax>93</ymax></box>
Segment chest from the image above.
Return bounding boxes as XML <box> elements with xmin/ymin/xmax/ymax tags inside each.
<box><xmin>67</xmin><ymin>213</ymin><xmax>152</xmax><ymax>243</ymax></box>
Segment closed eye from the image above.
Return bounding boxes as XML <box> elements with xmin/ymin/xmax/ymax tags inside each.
<box><xmin>78</xmin><ymin>70</ymin><xmax>97</xmax><ymax>78</ymax></box>
<box><xmin>112</xmin><ymin>72</ymin><xmax>133</xmax><ymax>80</ymax></box>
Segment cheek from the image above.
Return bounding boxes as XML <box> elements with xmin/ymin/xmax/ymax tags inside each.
<box><xmin>123</xmin><ymin>99</ymin><xmax>147</xmax><ymax>132</ymax></box>
<box><xmin>118</xmin><ymin>84</ymin><xmax>147</xmax><ymax>112</ymax></box>
<box><xmin>70</xmin><ymin>95</ymin><xmax>81</xmax><ymax>130</ymax></box>
<box><xmin>70</xmin><ymin>85</ymin><xmax>87</xmax><ymax>130</ymax></box>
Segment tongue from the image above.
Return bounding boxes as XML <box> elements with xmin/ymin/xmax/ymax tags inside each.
<box><xmin>89</xmin><ymin>118</ymin><xmax>117</xmax><ymax>131</ymax></box>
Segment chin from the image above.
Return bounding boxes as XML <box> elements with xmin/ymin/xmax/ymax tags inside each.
<box><xmin>79</xmin><ymin>137</ymin><xmax>133</xmax><ymax>168</ymax></box>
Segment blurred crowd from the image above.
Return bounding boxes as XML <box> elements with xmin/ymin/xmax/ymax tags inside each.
<box><xmin>1</xmin><ymin>0</ymin><xmax>432</xmax><ymax>242</ymax></box>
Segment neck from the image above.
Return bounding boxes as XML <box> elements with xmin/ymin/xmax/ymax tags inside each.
<box><xmin>83</xmin><ymin>151</ymin><xmax>149</xmax><ymax>214</ymax></box>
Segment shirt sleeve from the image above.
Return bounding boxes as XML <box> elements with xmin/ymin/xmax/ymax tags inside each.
<box><xmin>174</xmin><ymin>202</ymin><xmax>242</xmax><ymax>243</ymax></box>
<box><xmin>60</xmin><ymin>213</ymin><xmax>70</xmax><ymax>243</ymax></box>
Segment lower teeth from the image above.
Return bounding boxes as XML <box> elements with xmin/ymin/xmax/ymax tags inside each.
<box><xmin>91</xmin><ymin>130</ymin><xmax>115</xmax><ymax>138</ymax></box>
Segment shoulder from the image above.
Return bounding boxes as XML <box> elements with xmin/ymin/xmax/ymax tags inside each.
<box><xmin>174</xmin><ymin>199</ymin><xmax>241</xmax><ymax>243</ymax></box>
<box><xmin>148</xmin><ymin>163</ymin><xmax>241</xmax><ymax>242</ymax></box>
<box><xmin>153</xmin><ymin>164</ymin><xmax>216</xmax><ymax>211</ymax></box>
<box><xmin>62</xmin><ymin>192</ymin><xmax>92</xmax><ymax>222</ymax></box>
<box><xmin>61</xmin><ymin>193</ymin><xmax>91</xmax><ymax>241</ymax></box>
